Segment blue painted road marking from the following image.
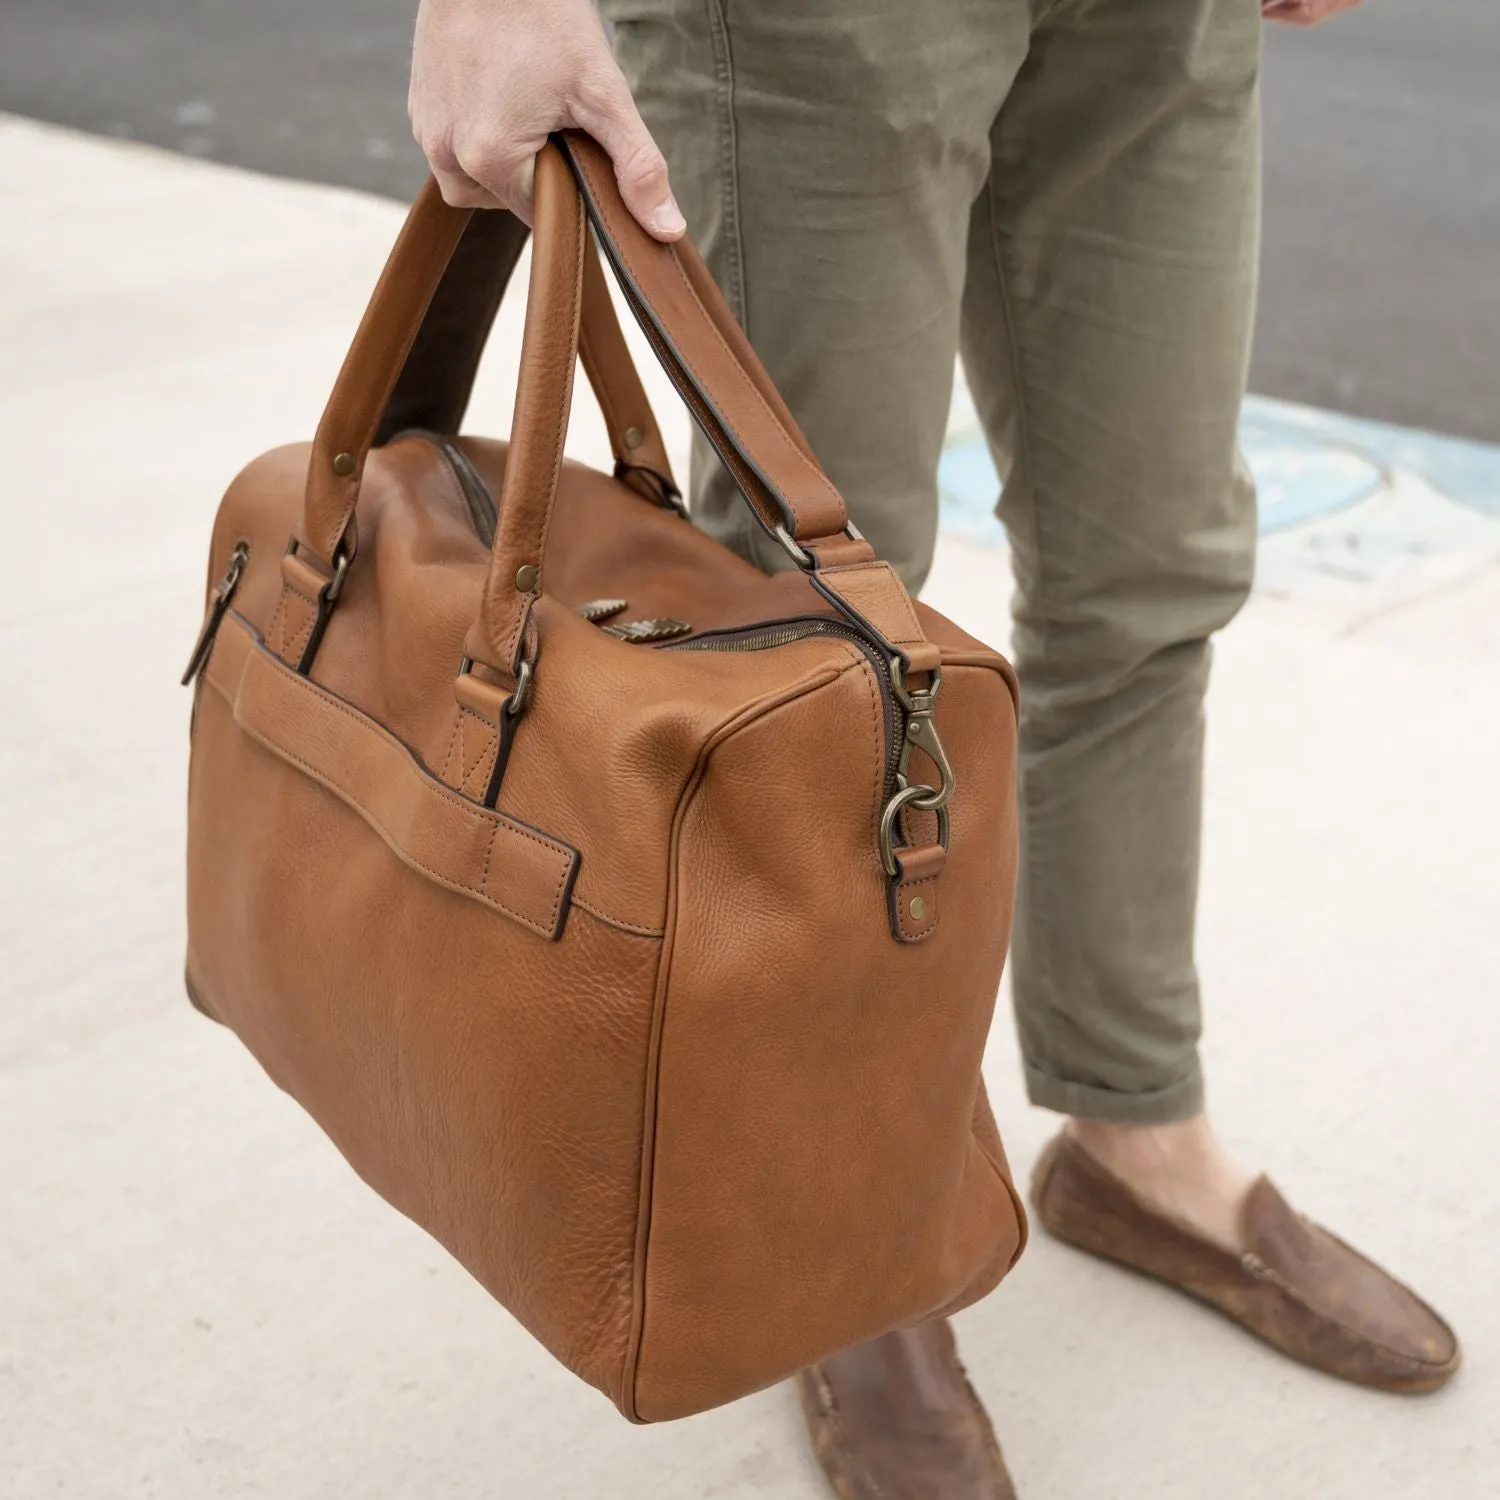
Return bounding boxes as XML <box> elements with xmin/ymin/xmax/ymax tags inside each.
<box><xmin>939</xmin><ymin>395</ymin><xmax>1500</xmax><ymax>548</ymax></box>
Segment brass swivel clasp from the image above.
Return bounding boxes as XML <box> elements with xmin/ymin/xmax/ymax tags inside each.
<box><xmin>879</xmin><ymin>657</ymin><xmax>956</xmax><ymax>877</ymax></box>
<box><xmin>890</xmin><ymin>659</ymin><xmax>954</xmax><ymax>813</ymax></box>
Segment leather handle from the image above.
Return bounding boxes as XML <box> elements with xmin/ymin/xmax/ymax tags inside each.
<box><xmin>373</xmin><ymin>208</ymin><xmax>677</xmax><ymax>493</ymax></box>
<box><xmin>304</xmin><ymin>191</ymin><xmax>674</xmax><ymax>567</ymax></box>
<box><xmin>464</xmin><ymin>139</ymin><xmax>876</xmax><ymax>672</ymax></box>
<box><xmin>302</xmin><ymin>133</ymin><xmax>882</xmax><ymax>676</ymax></box>
<box><xmin>374</xmin><ymin>208</ymin><xmax>529</xmax><ymax>448</ymax></box>
<box><xmin>556</xmin><ymin>132</ymin><xmax>854</xmax><ymax>552</ymax></box>
<box><xmin>304</xmin><ymin>178</ymin><xmax>473</xmax><ymax>565</ymax></box>
<box><xmin>466</xmin><ymin>145</ymin><xmax>589</xmax><ymax>672</ymax></box>
<box><xmin>302</xmin><ymin>132</ymin><xmax>862</xmax><ymax>572</ymax></box>
<box><xmin>577</xmin><ymin>231</ymin><xmax>678</xmax><ymax>491</ymax></box>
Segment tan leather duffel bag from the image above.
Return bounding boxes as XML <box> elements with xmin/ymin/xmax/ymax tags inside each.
<box><xmin>183</xmin><ymin>132</ymin><xmax>1025</xmax><ymax>1422</ymax></box>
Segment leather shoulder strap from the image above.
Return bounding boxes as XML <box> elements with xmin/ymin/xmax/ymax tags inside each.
<box><xmin>558</xmin><ymin>132</ymin><xmax>852</xmax><ymax>551</ymax></box>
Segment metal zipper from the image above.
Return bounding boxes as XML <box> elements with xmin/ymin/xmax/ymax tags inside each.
<box><xmin>397</xmin><ymin>429</ymin><xmax>498</xmax><ymax>546</ymax></box>
<box><xmin>399</xmin><ymin>426</ymin><xmax>914</xmax><ymax>825</ymax></box>
<box><xmin>668</xmin><ymin>617</ymin><xmax>904</xmax><ymax>805</ymax></box>
<box><xmin>403</xmin><ymin>431</ymin><xmax>687</xmax><ymax>543</ymax></box>
<box><xmin>181</xmin><ymin>541</ymin><xmax>250</xmax><ymax>686</ymax></box>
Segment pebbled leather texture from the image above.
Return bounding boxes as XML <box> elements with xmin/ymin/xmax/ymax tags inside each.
<box><xmin>184</xmin><ymin>136</ymin><xmax>1025</xmax><ymax>1422</ymax></box>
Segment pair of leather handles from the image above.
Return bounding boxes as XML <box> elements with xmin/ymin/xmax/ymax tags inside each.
<box><xmin>373</xmin><ymin>205</ymin><xmax>679</xmax><ymax>501</ymax></box>
<box><xmin>300</xmin><ymin>131</ymin><xmax>871</xmax><ymax>675</ymax></box>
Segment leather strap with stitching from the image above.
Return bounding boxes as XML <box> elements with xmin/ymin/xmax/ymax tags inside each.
<box><xmin>560</xmin><ymin>132</ymin><xmax>852</xmax><ymax>549</ymax></box>
<box><xmin>203</xmin><ymin>611</ymin><xmax>580</xmax><ymax>942</ymax></box>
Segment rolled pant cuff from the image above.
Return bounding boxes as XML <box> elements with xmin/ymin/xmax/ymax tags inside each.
<box><xmin>1023</xmin><ymin>1062</ymin><xmax>1205</xmax><ymax>1125</ymax></box>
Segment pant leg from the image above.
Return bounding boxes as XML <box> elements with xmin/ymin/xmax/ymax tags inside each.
<box><xmin>604</xmin><ymin>0</ymin><xmax>1030</xmax><ymax>589</ymax></box>
<box><xmin>959</xmin><ymin>0</ymin><xmax>1263</xmax><ymax>1123</ymax></box>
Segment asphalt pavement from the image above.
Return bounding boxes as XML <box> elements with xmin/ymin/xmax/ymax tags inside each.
<box><xmin>1</xmin><ymin>0</ymin><xmax>1495</xmax><ymax>441</ymax></box>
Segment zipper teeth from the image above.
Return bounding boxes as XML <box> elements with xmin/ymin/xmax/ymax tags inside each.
<box><xmin>399</xmin><ymin>429</ymin><xmax>498</xmax><ymax>545</ymax></box>
<box><xmin>668</xmin><ymin>621</ymin><xmax>840</xmax><ymax>654</ymax></box>
<box><xmin>671</xmin><ymin>618</ymin><xmax>903</xmax><ymax>802</ymax></box>
<box><xmin>402</xmin><ymin>424</ymin><xmax>908</xmax><ymax>811</ymax></box>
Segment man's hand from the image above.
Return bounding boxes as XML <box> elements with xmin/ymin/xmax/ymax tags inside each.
<box><xmin>409</xmin><ymin>0</ymin><xmax>685</xmax><ymax>240</ymax></box>
<box><xmin>1262</xmin><ymin>0</ymin><xmax>1363</xmax><ymax>25</ymax></box>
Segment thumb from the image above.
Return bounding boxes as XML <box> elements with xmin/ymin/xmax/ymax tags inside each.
<box><xmin>572</xmin><ymin>74</ymin><xmax>685</xmax><ymax>242</ymax></box>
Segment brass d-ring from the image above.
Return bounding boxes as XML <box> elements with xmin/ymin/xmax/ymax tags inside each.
<box><xmin>879</xmin><ymin>783</ymin><xmax>951</xmax><ymax>879</ymax></box>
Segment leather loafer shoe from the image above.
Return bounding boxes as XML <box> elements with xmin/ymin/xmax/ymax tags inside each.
<box><xmin>1031</xmin><ymin>1131</ymin><xmax>1460</xmax><ymax>1394</ymax></box>
<box><xmin>796</xmin><ymin>1318</ymin><xmax>1016</xmax><ymax>1499</ymax></box>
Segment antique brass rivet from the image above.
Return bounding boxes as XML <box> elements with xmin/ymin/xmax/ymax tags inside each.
<box><xmin>332</xmin><ymin>451</ymin><xmax>356</xmax><ymax>477</ymax></box>
<box><xmin>624</xmin><ymin>424</ymin><xmax>645</xmax><ymax>451</ymax></box>
<box><xmin>515</xmin><ymin>563</ymin><xmax>539</xmax><ymax>593</ymax></box>
<box><xmin>909</xmin><ymin>896</ymin><xmax>928</xmax><ymax>921</ymax></box>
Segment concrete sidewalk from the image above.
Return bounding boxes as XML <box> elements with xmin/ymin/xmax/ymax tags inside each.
<box><xmin>2</xmin><ymin>115</ymin><xmax>1496</xmax><ymax>1499</ymax></box>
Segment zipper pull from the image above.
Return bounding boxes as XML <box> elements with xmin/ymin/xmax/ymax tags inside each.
<box><xmin>602</xmin><ymin>617</ymin><xmax>693</xmax><ymax>643</ymax></box>
<box><xmin>181</xmin><ymin>541</ymin><xmax>249</xmax><ymax>686</ymax></box>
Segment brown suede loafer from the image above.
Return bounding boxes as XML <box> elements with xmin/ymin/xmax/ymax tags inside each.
<box><xmin>796</xmin><ymin>1319</ymin><xmax>1017</xmax><ymax>1499</ymax></box>
<box><xmin>1031</xmin><ymin>1131</ymin><xmax>1460</xmax><ymax>1394</ymax></box>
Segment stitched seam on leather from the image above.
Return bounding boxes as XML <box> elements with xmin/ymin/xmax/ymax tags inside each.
<box><xmin>439</xmin><ymin>722</ymin><xmax>662</xmax><ymax>935</ymax></box>
<box><xmin>249</xmin><ymin>657</ymin><xmax>569</xmax><ymax>856</ymax></box>
<box><xmin>850</xmin><ymin>655</ymin><xmax>883</xmax><ymax>856</ymax></box>
<box><xmin>579</xmin><ymin>323</ymin><xmax>630</xmax><ymax>461</ymax></box>
<box><xmin>275</xmin><ymin>580</ymin><xmax>320</xmax><ymax>665</ymax></box>
<box><xmin>578</xmin><ymin>153</ymin><xmax>847</xmax><ymax>538</ymax></box>
<box><xmin>822</xmin><ymin>562</ymin><xmax>925</xmax><ymax>644</ymax></box>
<box><xmin>505</xmin><ymin>205</ymin><xmax>585</xmax><ymax>667</ymax></box>
<box><xmin>896</xmin><ymin>870</ymin><xmax>941</xmax><ymax>940</ymax></box>
<box><xmin>625</xmin><ymin>293</ymin><xmax>773</xmax><ymax>532</ymax></box>
<box><xmin>458</xmin><ymin>706</ymin><xmax>493</xmax><ymax>779</ymax></box>
<box><xmin>266</xmin><ymin>588</ymin><xmax>288</xmax><ymax>655</ymax></box>
<box><xmin>463</xmin><ymin>740</ymin><xmax>498</xmax><ymax>800</ymax></box>
<box><xmin>285</xmin><ymin>595</ymin><xmax>317</xmax><ymax>666</ymax></box>
<box><xmin>311</xmin><ymin>188</ymin><xmax>474</xmax><ymax>558</ymax></box>
<box><xmin>482</xmin><ymin>812</ymin><xmax>568</xmax><ymax>936</ymax></box>
<box><xmin>439</xmin><ymin>711</ymin><xmax>463</xmax><ymax>785</ymax></box>
<box><xmin>288</xmin><ymin>615</ymin><xmax>316</xmax><ymax>667</ymax></box>
<box><xmin>237</xmin><ymin>710</ymin><xmax>559</xmax><ymax>939</ymax></box>
<box><xmin>327</xmin><ymin>469</ymin><xmax>364</xmax><ymax>561</ymax></box>
<box><xmin>623</xmin><ymin>653</ymin><xmax>861</xmax><ymax>1418</ymax></box>
<box><xmin>941</xmin><ymin>652</ymin><xmax>1021</xmax><ymax>720</ymax></box>
<box><xmin>219</xmin><ymin>628</ymin><xmax>575</xmax><ymax>937</ymax></box>
<box><xmin>570</xmin><ymin>894</ymin><xmax>664</xmax><ymax>939</ymax></box>
<box><xmin>656</xmin><ymin>250</ymin><xmax>838</xmax><ymax>532</ymax></box>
